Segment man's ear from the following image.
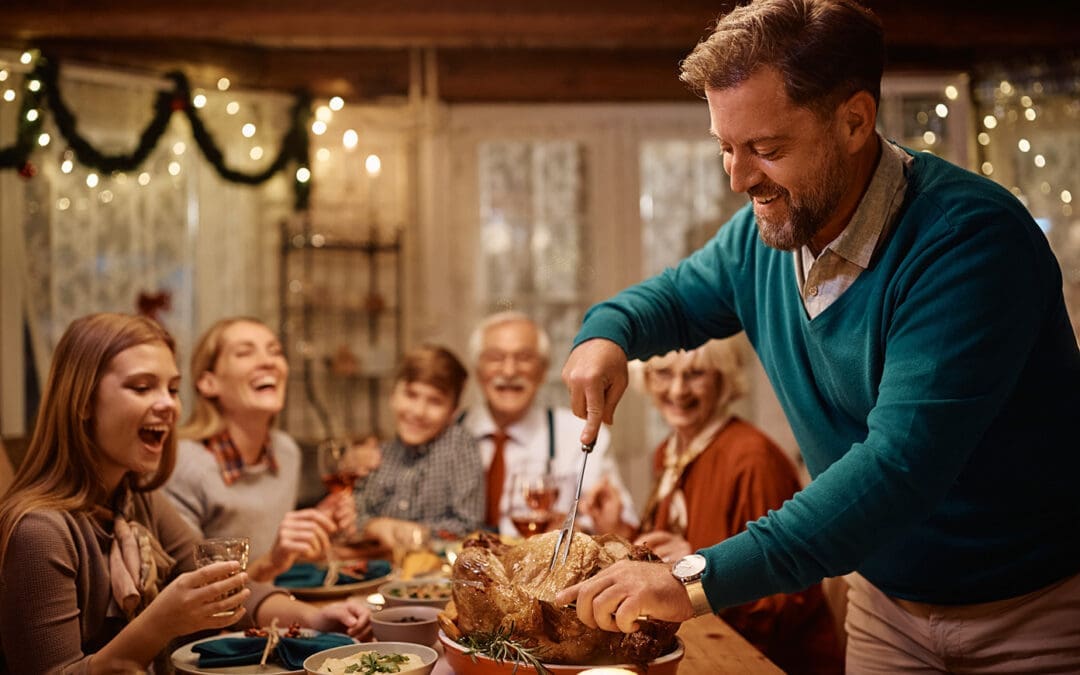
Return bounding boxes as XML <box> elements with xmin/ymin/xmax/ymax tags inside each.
<box><xmin>838</xmin><ymin>90</ymin><xmax>877</xmax><ymax>153</ymax></box>
<box><xmin>196</xmin><ymin>371</ymin><xmax>219</xmax><ymax>399</ymax></box>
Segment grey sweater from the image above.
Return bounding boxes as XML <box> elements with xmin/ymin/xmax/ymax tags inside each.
<box><xmin>163</xmin><ymin>430</ymin><xmax>302</xmax><ymax>559</ymax></box>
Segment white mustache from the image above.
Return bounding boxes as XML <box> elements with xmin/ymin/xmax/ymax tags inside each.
<box><xmin>492</xmin><ymin>375</ymin><xmax>530</xmax><ymax>388</ymax></box>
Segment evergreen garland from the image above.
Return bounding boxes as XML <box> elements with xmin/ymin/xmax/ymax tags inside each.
<box><xmin>0</xmin><ymin>54</ymin><xmax>311</xmax><ymax>210</ymax></box>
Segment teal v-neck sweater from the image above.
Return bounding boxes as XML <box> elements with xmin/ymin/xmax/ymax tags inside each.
<box><xmin>576</xmin><ymin>150</ymin><xmax>1080</xmax><ymax>606</ymax></box>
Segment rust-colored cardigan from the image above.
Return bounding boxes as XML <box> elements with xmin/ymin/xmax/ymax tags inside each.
<box><xmin>647</xmin><ymin>417</ymin><xmax>843</xmax><ymax>675</ymax></box>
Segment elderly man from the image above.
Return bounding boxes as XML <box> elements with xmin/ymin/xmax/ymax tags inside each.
<box><xmin>460</xmin><ymin>311</ymin><xmax>637</xmax><ymax>537</ymax></box>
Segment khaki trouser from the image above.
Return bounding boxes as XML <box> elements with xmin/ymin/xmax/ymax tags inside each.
<box><xmin>844</xmin><ymin>570</ymin><xmax>1080</xmax><ymax>674</ymax></box>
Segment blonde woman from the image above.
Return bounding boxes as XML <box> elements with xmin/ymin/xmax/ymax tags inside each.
<box><xmin>0</xmin><ymin>313</ymin><xmax>370</xmax><ymax>674</ymax></box>
<box><xmin>163</xmin><ymin>317</ymin><xmax>371</xmax><ymax>582</ymax></box>
<box><xmin>583</xmin><ymin>338</ymin><xmax>841</xmax><ymax>675</ymax></box>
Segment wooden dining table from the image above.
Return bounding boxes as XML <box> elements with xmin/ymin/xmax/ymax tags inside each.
<box><xmin>313</xmin><ymin>592</ymin><xmax>781</xmax><ymax>674</ymax></box>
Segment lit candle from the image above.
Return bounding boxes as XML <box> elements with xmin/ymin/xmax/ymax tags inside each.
<box><xmin>365</xmin><ymin>153</ymin><xmax>382</xmax><ymax>237</ymax></box>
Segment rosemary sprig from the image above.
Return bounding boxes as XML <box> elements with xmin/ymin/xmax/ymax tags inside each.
<box><xmin>458</xmin><ymin>622</ymin><xmax>552</xmax><ymax>675</ymax></box>
<box><xmin>342</xmin><ymin>651</ymin><xmax>412</xmax><ymax>673</ymax></box>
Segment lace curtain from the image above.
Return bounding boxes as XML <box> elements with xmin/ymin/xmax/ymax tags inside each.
<box><xmin>9</xmin><ymin>68</ymin><xmax>291</xmax><ymax>410</ymax></box>
<box><xmin>477</xmin><ymin>140</ymin><xmax>586</xmax><ymax>408</ymax></box>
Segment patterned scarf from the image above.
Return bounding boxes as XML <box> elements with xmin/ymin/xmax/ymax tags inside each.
<box><xmin>94</xmin><ymin>488</ymin><xmax>175</xmax><ymax>620</ymax></box>
<box><xmin>639</xmin><ymin>412</ymin><xmax>731</xmax><ymax>536</ymax></box>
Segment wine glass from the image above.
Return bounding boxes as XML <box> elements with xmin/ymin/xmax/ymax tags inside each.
<box><xmin>318</xmin><ymin>438</ymin><xmax>363</xmax><ymax>494</ymax></box>
<box><xmin>508</xmin><ymin>471</ymin><xmax>560</xmax><ymax>538</ymax></box>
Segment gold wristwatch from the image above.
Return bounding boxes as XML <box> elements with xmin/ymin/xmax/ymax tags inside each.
<box><xmin>671</xmin><ymin>554</ymin><xmax>713</xmax><ymax>617</ymax></box>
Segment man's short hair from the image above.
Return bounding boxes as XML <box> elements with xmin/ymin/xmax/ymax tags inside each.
<box><xmin>396</xmin><ymin>344</ymin><xmax>469</xmax><ymax>407</ymax></box>
<box><xmin>467</xmin><ymin>311</ymin><xmax>551</xmax><ymax>367</ymax></box>
<box><xmin>679</xmin><ymin>0</ymin><xmax>884</xmax><ymax>116</ymax></box>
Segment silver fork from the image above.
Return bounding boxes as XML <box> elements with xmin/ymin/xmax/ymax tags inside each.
<box><xmin>548</xmin><ymin>441</ymin><xmax>595</xmax><ymax>571</ymax></box>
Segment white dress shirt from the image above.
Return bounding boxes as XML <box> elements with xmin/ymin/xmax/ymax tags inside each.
<box><xmin>461</xmin><ymin>404</ymin><xmax>639</xmax><ymax>536</ymax></box>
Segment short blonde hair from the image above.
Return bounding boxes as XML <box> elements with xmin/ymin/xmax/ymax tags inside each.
<box><xmin>629</xmin><ymin>337</ymin><xmax>749</xmax><ymax>414</ymax></box>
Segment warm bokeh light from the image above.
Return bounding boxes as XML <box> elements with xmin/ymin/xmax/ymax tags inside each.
<box><xmin>365</xmin><ymin>154</ymin><xmax>382</xmax><ymax>176</ymax></box>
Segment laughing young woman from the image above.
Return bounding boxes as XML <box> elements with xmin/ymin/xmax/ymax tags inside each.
<box><xmin>163</xmin><ymin>317</ymin><xmax>372</xmax><ymax>582</ymax></box>
<box><xmin>0</xmin><ymin>314</ymin><xmax>370</xmax><ymax>674</ymax></box>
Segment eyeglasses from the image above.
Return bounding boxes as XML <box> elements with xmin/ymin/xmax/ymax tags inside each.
<box><xmin>478</xmin><ymin>350</ymin><xmax>543</xmax><ymax>368</ymax></box>
<box><xmin>646</xmin><ymin>367</ymin><xmax>712</xmax><ymax>387</ymax></box>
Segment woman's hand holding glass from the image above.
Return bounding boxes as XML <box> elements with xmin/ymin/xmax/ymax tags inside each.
<box><xmin>143</xmin><ymin>561</ymin><xmax>251</xmax><ymax>636</ymax></box>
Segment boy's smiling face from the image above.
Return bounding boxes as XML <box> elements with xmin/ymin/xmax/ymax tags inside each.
<box><xmin>390</xmin><ymin>379</ymin><xmax>456</xmax><ymax>446</ymax></box>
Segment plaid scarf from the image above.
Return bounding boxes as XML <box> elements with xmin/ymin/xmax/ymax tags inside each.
<box><xmin>203</xmin><ymin>430</ymin><xmax>278</xmax><ymax>486</ymax></box>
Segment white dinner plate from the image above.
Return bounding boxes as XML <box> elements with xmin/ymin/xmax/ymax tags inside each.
<box><xmin>171</xmin><ymin>630</ymin><xmax>322</xmax><ymax>675</ymax></box>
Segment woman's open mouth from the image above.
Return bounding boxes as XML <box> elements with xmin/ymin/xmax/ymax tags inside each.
<box><xmin>138</xmin><ymin>426</ymin><xmax>167</xmax><ymax>448</ymax></box>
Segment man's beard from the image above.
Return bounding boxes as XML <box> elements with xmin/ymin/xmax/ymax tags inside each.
<box><xmin>752</xmin><ymin>144</ymin><xmax>849</xmax><ymax>251</ymax></box>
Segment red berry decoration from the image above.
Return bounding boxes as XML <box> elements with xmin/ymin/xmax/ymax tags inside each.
<box><xmin>18</xmin><ymin>161</ymin><xmax>37</xmax><ymax>179</ymax></box>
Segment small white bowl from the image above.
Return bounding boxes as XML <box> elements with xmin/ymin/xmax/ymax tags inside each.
<box><xmin>371</xmin><ymin>605</ymin><xmax>442</xmax><ymax>646</ymax></box>
<box><xmin>377</xmin><ymin>578</ymin><xmax>453</xmax><ymax>608</ymax></box>
<box><xmin>304</xmin><ymin>641</ymin><xmax>437</xmax><ymax>675</ymax></box>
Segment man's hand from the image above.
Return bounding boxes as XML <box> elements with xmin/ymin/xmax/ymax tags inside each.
<box><xmin>561</xmin><ymin>338</ymin><xmax>629</xmax><ymax>445</ymax></box>
<box><xmin>554</xmin><ymin>559</ymin><xmax>693</xmax><ymax>633</ymax></box>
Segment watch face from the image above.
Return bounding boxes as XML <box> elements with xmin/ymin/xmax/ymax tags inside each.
<box><xmin>673</xmin><ymin>553</ymin><xmax>706</xmax><ymax>580</ymax></box>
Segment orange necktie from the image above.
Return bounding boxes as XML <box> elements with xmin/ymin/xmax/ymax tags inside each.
<box><xmin>485</xmin><ymin>430</ymin><xmax>510</xmax><ymax>528</ymax></box>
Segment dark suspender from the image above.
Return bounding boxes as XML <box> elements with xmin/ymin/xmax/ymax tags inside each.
<box><xmin>546</xmin><ymin>407</ymin><xmax>555</xmax><ymax>475</ymax></box>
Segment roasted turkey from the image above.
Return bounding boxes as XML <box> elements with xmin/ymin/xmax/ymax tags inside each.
<box><xmin>443</xmin><ymin>530</ymin><xmax>679</xmax><ymax>666</ymax></box>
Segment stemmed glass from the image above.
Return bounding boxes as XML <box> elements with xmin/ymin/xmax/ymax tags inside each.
<box><xmin>316</xmin><ymin>438</ymin><xmax>364</xmax><ymax>583</ymax></box>
<box><xmin>508</xmin><ymin>471</ymin><xmax>561</xmax><ymax>538</ymax></box>
<box><xmin>317</xmin><ymin>438</ymin><xmax>363</xmax><ymax>495</ymax></box>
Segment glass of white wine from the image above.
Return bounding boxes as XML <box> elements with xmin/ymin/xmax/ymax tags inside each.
<box><xmin>193</xmin><ymin>536</ymin><xmax>250</xmax><ymax>616</ymax></box>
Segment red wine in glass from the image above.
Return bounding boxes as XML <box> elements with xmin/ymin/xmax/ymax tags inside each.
<box><xmin>511</xmin><ymin>511</ymin><xmax>554</xmax><ymax>537</ymax></box>
<box><xmin>525</xmin><ymin>485</ymin><xmax>559</xmax><ymax>511</ymax></box>
<box><xmin>321</xmin><ymin>470</ymin><xmax>360</xmax><ymax>493</ymax></box>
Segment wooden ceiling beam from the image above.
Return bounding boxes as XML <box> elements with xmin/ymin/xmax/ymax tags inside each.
<box><xmin>4</xmin><ymin>2</ymin><xmax>1075</xmax><ymax>51</ymax></box>
<box><xmin>0</xmin><ymin>1</ymin><xmax>725</xmax><ymax>50</ymax></box>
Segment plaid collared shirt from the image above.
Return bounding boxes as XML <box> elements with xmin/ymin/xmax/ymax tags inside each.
<box><xmin>203</xmin><ymin>431</ymin><xmax>278</xmax><ymax>486</ymax></box>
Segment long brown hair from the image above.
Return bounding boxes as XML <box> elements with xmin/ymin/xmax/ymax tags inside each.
<box><xmin>177</xmin><ymin>316</ymin><xmax>270</xmax><ymax>441</ymax></box>
<box><xmin>0</xmin><ymin>313</ymin><xmax>178</xmax><ymax>561</ymax></box>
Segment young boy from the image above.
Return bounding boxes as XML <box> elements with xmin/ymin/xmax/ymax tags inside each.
<box><xmin>355</xmin><ymin>344</ymin><xmax>484</xmax><ymax>549</ymax></box>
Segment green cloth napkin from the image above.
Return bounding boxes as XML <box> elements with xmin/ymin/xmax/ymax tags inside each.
<box><xmin>194</xmin><ymin>632</ymin><xmax>354</xmax><ymax>669</ymax></box>
<box><xmin>274</xmin><ymin>559</ymin><xmax>391</xmax><ymax>588</ymax></box>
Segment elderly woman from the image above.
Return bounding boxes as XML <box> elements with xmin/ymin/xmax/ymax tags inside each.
<box><xmin>583</xmin><ymin>337</ymin><xmax>841</xmax><ymax>675</ymax></box>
